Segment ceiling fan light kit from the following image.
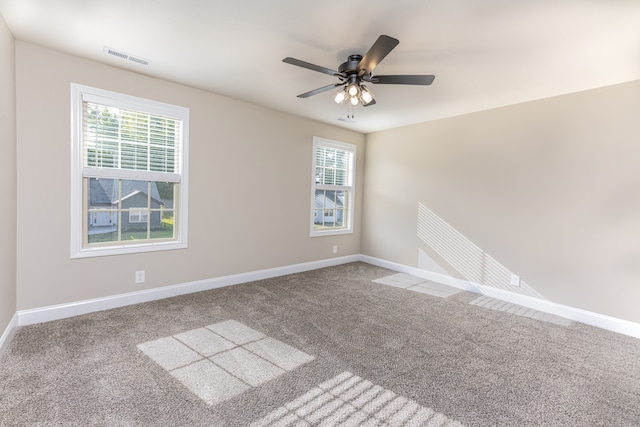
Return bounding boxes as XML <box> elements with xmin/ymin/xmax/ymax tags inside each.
<box><xmin>333</xmin><ymin>83</ymin><xmax>375</xmax><ymax>107</ymax></box>
<box><xmin>283</xmin><ymin>35</ymin><xmax>434</xmax><ymax>113</ymax></box>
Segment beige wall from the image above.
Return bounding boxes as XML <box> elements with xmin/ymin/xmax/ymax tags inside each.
<box><xmin>15</xmin><ymin>41</ymin><xmax>364</xmax><ymax>311</ymax></box>
<box><xmin>10</xmin><ymin>38</ymin><xmax>640</xmax><ymax>327</ymax></box>
<box><xmin>363</xmin><ymin>79</ymin><xmax>640</xmax><ymax>323</ymax></box>
<box><xmin>0</xmin><ymin>15</ymin><xmax>16</xmax><ymax>333</ymax></box>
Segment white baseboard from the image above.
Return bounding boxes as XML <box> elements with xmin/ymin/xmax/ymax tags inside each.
<box><xmin>359</xmin><ymin>255</ymin><xmax>478</xmax><ymax>292</ymax></box>
<box><xmin>17</xmin><ymin>255</ymin><xmax>360</xmax><ymax>327</ymax></box>
<box><xmin>360</xmin><ymin>255</ymin><xmax>640</xmax><ymax>340</ymax></box>
<box><xmin>0</xmin><ymin>313</ymin><xmax>19</xmax><ymax>359</ymax></box>
<box><xmin>6</xmin><ymin>254</ymin><xmax>640</xmax><ymax>343</ymax></box>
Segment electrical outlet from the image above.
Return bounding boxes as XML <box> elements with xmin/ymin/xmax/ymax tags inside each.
<box><xmin>135</xmin><ymin>270</ymin><xmax>145</xmax><ymax>284</ymax></box>
<box><xmin>332</xmin><ymin>245</ymin><xmax>338</xmax><ymax>254</ymax></box>
<box><xmin>510</xmin><ymin>274</ymin><xmax>520</xmax><ymax>287</ymax></box>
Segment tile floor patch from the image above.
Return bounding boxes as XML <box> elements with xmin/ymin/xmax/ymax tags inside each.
<box><xmin>469</xmin><ymin>296</ymin><xmax>573</xmax><ymax>327</ymax></box>
<box><xmin>373</xmin><ymin>273</ymin><xmax>462</xmax><ymax>298</ymax></box>
<box><xmin>251</xmin><ymin>371</ymin><xmax>465</xmax><ymax>427</ymax></box>
<box><xmin>138</xmin><ymin>320</ymin><xmax>314</xmax><ymax>406</ymax></box>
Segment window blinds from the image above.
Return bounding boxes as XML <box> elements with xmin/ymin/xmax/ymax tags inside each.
<box><xmin>82</xmin><ymin>98</ymin><xmax>182</xmax><ymax>182</ymax></box>
<box><xmin>314</xmin><ymin>145</ymin><xmax>352</xmax><ymax>187</ymax></box>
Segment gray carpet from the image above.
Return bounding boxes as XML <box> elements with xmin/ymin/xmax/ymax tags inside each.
<box><xmin>1</xmin><ymin>262</ymin><xmax>639</xmax><ymax>426</ymax></box>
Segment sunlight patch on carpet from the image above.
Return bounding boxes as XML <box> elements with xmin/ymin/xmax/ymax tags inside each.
<box><xmin>137</xmin><ymin>320</ymin><xmax>314</xmax><ymax>405</ymax></box>
<box><xmin>373</xmin><ymin>273</ymin><xmax>462</xmax><ymax>298</ymax></box>
<box><xmin>250</xmin><ymin>371</ymin><xmax>465</xmax><ymax>427</ymax></box>
<box><xmin>469</xmin><ymin>296</ymin><xmax>573</xmax><ymax>326</ymax></box>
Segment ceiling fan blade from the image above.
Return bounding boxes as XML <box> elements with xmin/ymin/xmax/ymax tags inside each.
<box><xmin>371</xmin><ymin>75</ymin><xmax>436</xmax><ymax>85</ymax></box>
<box><xmin>283</xmin><ymin>57</ymin><xmax>341</xmax><ymax>77</ymax></box>
<box><xmin>363</xmin><ymin>98</ymin><xmax>377</xmax><ymax>107</ymax></box>
<box><xmin>297</xmin><ymin>83</ymin><xmax>345</xmax><ymax>98</ymax></box>
<box><xmin>357</xmin><ymin>35</ymin><xmax>399</xmax><ymax>75</ymax></box>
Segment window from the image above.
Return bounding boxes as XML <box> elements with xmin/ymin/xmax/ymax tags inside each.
<box><xmin>310</xmin><ymin>137</ymin><xmax>355</xmax><ymax>236</ymax></box>
<box><xmin>71</xmin><ymin>84</ymin><xmax>189</xmax><ymax>258</ymax></box>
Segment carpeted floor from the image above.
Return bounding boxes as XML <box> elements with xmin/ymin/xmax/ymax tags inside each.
<box><xmin>1</xmin><ymin>262</ymin><xmax>639</xmax><ymax>426</ymax></box>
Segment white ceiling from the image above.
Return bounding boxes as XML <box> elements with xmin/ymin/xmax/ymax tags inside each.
<box><xmin>1</xmin><ymin>0</ymin><xmax>640</xmax><ymax>133</ymax></box>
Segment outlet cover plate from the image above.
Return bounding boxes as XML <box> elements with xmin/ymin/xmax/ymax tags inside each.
<box><xmin>135</xmin><ymin>271</ymin><xmax>145</xmax><ymax>284</ymax></box>
<box><xmin>510</xmin><ymin>274</ymin><xmax>520</xmax><ymax>287</ymax></box>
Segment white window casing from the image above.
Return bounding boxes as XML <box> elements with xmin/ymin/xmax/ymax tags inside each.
<box><xmin>70</xmin><ymin>84</ymin><xmax>189</xmax><ymax>258</ymax></box>
<box><xmin>310</xmin><ymin>137</ymin><xmax>356</xmax><ymax>237</ymax></box>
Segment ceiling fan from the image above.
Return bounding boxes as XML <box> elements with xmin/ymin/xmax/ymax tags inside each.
<box><xmin>283</xmin><ymin>35</ymin><xmax>435</xmax><ymax>108</ymax></box>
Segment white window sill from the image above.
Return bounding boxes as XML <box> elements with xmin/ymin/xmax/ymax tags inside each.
<box><xmin>71</xmin><ymin>240</ymin><xmax>187</xmax><ymax>259</ymax></box>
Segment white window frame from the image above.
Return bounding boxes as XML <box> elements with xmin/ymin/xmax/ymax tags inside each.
<box><xmin>70</xmin><ymin>84</ymin><xmax>189</xmax><ymax>258</ymax></box>
<box><xmin>310</xmin><ymin>137</ymin><xmax>356</xmax><ymax>237</ymax></box>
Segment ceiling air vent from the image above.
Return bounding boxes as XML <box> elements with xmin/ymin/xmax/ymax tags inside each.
<box><xmin>104</xmin><ymin>46</ymin><xmax>150</xmax><ymax>66</ymax></box>
<box><xmin>128</xmin><ymin>55</ymin><xmax>150</xmax><ymax>66</ymax></box>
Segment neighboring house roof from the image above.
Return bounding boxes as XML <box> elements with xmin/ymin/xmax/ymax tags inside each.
<box><xmin>89</xmin><ymin>178</ymin><xmax>112</xmax><ymax>205</ymax></box>
<box><xmin>314</xmin><ymin>191</ymin><xmax>344</xmax><ymax>210</ymax></box>
<box><xmin>121</xmin><ymin>190</ymin><xmax>164</xmax><ymax>207</ymax></box>
<box><xmin>89</xmin><ymin>178</ymin><xmax>164</xmax><ymax>206</ymax></box>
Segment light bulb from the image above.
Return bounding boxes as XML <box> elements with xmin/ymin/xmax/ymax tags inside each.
<box><xmin>347</xmin><ymin>83</ymin><xmax>360</xmax><ymax>96</ymax></box>
<box><xmin>360</xmin><ymin>86</ymin><xmax>374</xmax><ymax>105</ymax></box>
<box><xmin>349</xmin><ymin>96</ymin><xmax>359</xmax><ymax>106</ymax></box>
<box><xmin>333</xmin><ymin>90</ymin><xmax>346</xmax><ymax>104</ymax></box>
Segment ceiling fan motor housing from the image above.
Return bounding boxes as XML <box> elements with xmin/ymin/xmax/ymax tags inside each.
<box><xmin>339</xmin><ymin>55</ymin><xmax>363</xmax><ymax>75</ymax></box>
